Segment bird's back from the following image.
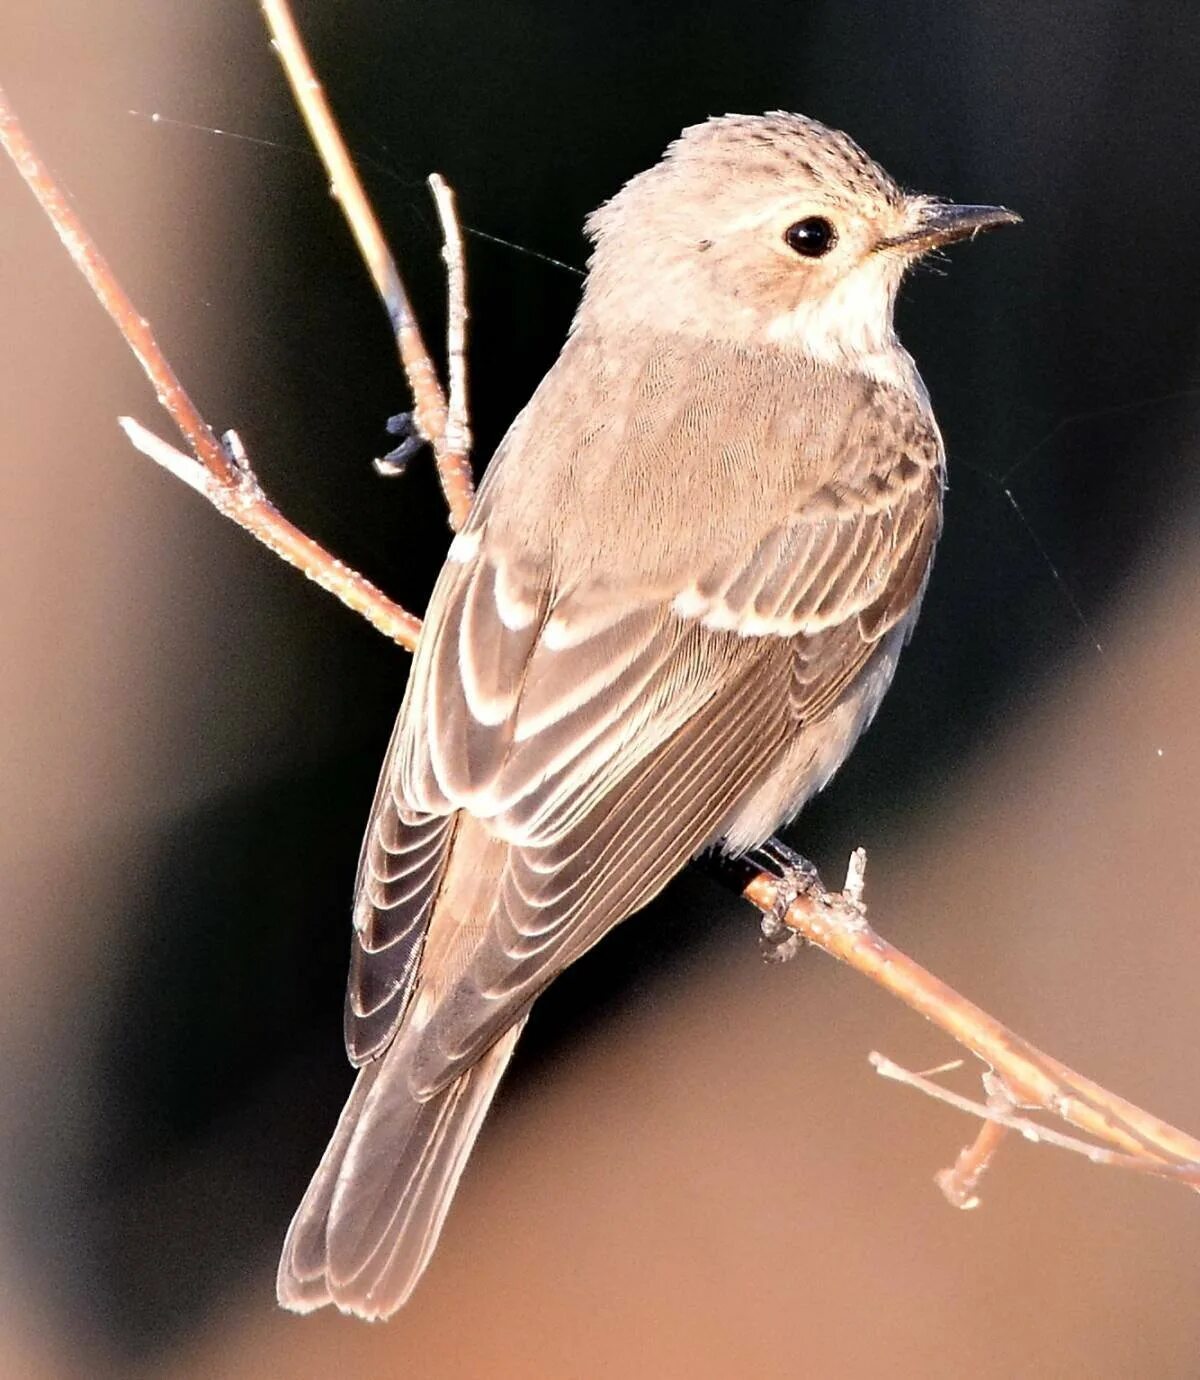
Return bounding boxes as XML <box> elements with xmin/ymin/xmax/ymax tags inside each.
<box><xmin>478</xmin><ymin>322</ymin><xmax>932</xmax><ymax>595</ymax></box>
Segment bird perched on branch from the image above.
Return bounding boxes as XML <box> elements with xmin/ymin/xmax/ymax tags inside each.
<box><xmin>277</xmin><ymin>111</ymin><xmax>1018</xmax><ymax>1318</ymax></box>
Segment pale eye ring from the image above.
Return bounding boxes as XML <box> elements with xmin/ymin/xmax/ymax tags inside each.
<box><xmin>784</xmin><ymin>216</ymin><xmax>837</xmax><ymax>258</ymax></box>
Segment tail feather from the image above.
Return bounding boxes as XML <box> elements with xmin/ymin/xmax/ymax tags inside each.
<box><xmin>277</xmin><ymin>1017</ymin><xmax>526</xmax><ymax>1319</ymax></box>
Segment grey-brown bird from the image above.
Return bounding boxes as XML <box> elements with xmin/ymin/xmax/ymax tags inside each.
<box><xmin>277</xmin><ymin>111</ymin><xmax>1018</xmax><ymax>1318</ymax></box>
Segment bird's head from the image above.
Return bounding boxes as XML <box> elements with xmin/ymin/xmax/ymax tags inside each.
<box><xmin>580</xmin><ymin>112</ymin><xmax>1019</xmax><ymax>377</ymax></box>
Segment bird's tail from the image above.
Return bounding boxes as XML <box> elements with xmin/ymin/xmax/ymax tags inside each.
<box><xmin>277</xmin><ymin>1016</ymin><xmax>527</xmax><ymax>1319</ymax></box>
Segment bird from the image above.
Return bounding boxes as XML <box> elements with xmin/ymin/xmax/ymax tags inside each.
<box><xmin>276</xmin><ymin>110</ymin><xmax>1019</xmax><ymax>1319</ymax></box>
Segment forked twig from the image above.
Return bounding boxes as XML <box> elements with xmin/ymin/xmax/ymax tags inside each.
<box><xmin>0</xmin><ymin>79</ymin><xmax>421</xmax><ymax>651</ymax></box>
<box><xmin>116</xmin><ymin>418</ymin><xmax>420</xmax><ymax>648</ymax></box>
<box><xmin>745</xmin><ymin>853</ymin><xmax>1200</xmax><ymax>1192</ymax></box>
<box><xmin>260</xmin><ymin>0</ymin><xmax>475</xmax><ymax>529</ymax></box>
<box><xmin>3</xmin><ymin>0</ymin><xmax>1198</xmax><ymax>1218</ymax></box>
<box><xmin>871</xmin><ymin>1055</ymin><xmax>1200</xmax><ymax>1190</ymax></box>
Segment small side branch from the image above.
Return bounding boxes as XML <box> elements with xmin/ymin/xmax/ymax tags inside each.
<box><xmin>119</xmin><ymin>420</ymin><xmax>421</xmax><ymax>648</ymax></box>
<box><xmin>743</xmin><ymin>852</ymin><xmax>1200</xmax><ymax>1194</ymax></box>
<box><xmin>873</xmin><ymin>1055</ymin><xmax>1200</xmax><ymax>1191</ymax></box>
<box><xmin>428</xmin><ymin>172</ymin><xmax>474</xmax><ymax>523</ymax></box>
<box><xmin>260</xmin><ymin>0</ymin><xmax>475</xmax><ymax>528</ymax></box>
<box><xmin>935</xmin><ymin>1113</ymin><xmax>1011</xmax><ymax>1210</ymax></box>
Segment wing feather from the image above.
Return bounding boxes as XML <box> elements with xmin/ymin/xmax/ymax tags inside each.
<box><xmin>344</xmin><ymin>720</ymin><xmax>457</xmax><ymax>1064</ymax></box>
<box><xmin>406</xmin><ymin>637</ymin><xmax>792</xmax><ymax>1093</ymax></box>
<box><xmin>349</xmin><ymin>355</ymin><xmax>942</xmax><ymax>1086</ymax></box>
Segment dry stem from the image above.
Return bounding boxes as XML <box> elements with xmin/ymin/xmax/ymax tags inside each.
<box><xmin>3</xmin><ymin>1</ymin><xmax>1198</xmax><ymax>1217</ymax></box>
<box><xmin>428</xmin><ymin>172</ymin><xmax>474</xmax><ymax>515</ymax></box>
<box><xmin>0</xmin><ymin>79</ymin><xmax>422</xmax><ymax>651</ymax></box>
<box><xmin>260</xmin><ymin>0</ymin><xmax>475</xmax><ymax>529</ymax></box>
<box><xmin>745</xmin><ymin>856</ymin><xmax>1200</xmax><ymax>1186</ymax></box>
<box><xmin>872</xmin><ymin>1055</ymin><xmax>1200</xmax><ymax>1189</ymax></box>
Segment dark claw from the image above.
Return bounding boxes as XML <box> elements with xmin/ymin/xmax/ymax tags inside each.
<box><xmin>700</xmin><ymin>835</ymin><xmax>821</xmax><ymax>894</ymax></box>
<box><xmin>751</xmin><ymin>836</ymin><xmax>821</xmax><ymax>889</ymax></box>
<box><xmin>374</xmin><ymin>412</ymin><xmax>427</xmax><ymax>477</ymax></box>
<box><xmin>699</xmin><ymin>847</ymin><xmax>763</xmax><ymax>894</ymax></box>
<box><xmin>700</xmin><ymin>835</ymin><xmax>823</xmax><ymax>964</ymax></box>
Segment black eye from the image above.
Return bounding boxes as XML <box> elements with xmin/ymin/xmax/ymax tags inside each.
<box><xmin>784</xmin><ymin>216</ymin><xmax>837</xmax><ymax>258</ymax></box>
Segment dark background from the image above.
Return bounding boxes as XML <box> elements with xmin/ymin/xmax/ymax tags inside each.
<box><xmin>2</xmin><ymin>2</ymin><xmax>1199</xmax><ymax>1376</ymax></box>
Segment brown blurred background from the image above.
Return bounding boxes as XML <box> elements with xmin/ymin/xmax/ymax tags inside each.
<box><xmin>2</xmin><ymin>2</ymin><xmax>1199</xmax><ymax>1376</ymax></box>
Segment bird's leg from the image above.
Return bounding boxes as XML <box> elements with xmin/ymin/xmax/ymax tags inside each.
<box><xmin>374</xmin><ymin>411</ymin><xmax>427</xmax><ymax>476</ymax></box>
<box><xmin>752</xmin><ymin>837</ymin><xmax>824</xmax><ymax>962</ymax></box>
<box><xmin>701</xmin><ymin>836</ymin><xmax>824</xmax><ymax>963</ymax></box>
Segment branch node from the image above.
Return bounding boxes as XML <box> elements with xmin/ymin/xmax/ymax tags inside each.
<box><xmin>843</xmin><ymin>846</ymin><xmax>868</xmax><ymax>906</ymax></box>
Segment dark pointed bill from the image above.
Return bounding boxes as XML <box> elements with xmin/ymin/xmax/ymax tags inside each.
<box><xmin>879</xmin><ymin>203</ymin><xmax>1022</xmax><ymax>255</ymax></box>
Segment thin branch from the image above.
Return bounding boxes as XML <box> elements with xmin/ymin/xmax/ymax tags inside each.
<box><xmin>744</xmin><ymin>853</ymin><xmax>1200</xmax><ymax>1179</ymax></box>
<box><xmin>260</xmin><ymin>0</ymin><xmax>475</xmax><ymax>528</ymax></box>
<box><xmin>871</xmin><ymin>1054</ymin><xmax>1200</xmax><ymax>1189</ymax></box>
<box><xmin>258</xmin><ymin>0</ymin><xmax>440</xmax><ymax>424</ymax></box>
<box><xmin>428</xmin><ymin>172</ymin><xmax>474</xmax><ymax>523</ymax></box>
<box><xmin>0</xmin><ymin>82</ymin><xmax>235</xmax><ymax>488</ymax></box>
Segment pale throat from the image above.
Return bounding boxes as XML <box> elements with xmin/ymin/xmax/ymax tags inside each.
<box><xmin>764</xmin><ymin>265</ymin><xmax>913</xmax><ymax>389</ymax></box>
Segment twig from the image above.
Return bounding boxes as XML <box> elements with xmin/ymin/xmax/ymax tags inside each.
<box><xmin>119</xmin><ymin>420</ymin><xmax>421</xmax><ymax>649</ymax></box>
<box><xmin>4</xmin><ymin>9</ymin><xmax>1198</xmax><ymax>1218</ymax></box>
<box><xmin>428</xmin><ymin>172</ymin><xmax>474</xmax><ymax>520</ymax></box>
<box><xmin>871</xmin><ymin>1054</ymin><xmax>1200</xmax><ymax>1189</ymax></box>
<box><xmin>0</xmin><ymin>77</ymin><xmax>420</xmax><ymax>651</ymax></box>
<box><xmin>0</xmin><ymin>83</ymin><xmax>235</xmax><ymax>489</ymax></box>
<box><xmin>260</xmin><ymin>0</ymin><xmax>475</xmax><ymax>528</ymax></box>
<box><xmin>744</xmin><ymin>853</ymin><xmax>1200</xmax><ymax>1182</ymax></box>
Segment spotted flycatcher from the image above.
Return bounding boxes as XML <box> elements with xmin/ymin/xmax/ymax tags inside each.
<box><xmin>277</xmin><ymin>111</ymin><xmax>1019</xmax><ymax>1318</ymax></box>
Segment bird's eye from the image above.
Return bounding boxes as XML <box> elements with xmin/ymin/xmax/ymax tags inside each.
<box><xmin>784</xmin><ymin>217</ymin><xmax>837</xmax><ymax>258</ymax></box>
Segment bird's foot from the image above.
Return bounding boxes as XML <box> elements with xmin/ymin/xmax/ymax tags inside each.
<box><xmin>751</xmin><ymin>838</ymin><xmax>823</xmax><ymax>963</ymax></box>
<box><xmin>699</xmin><ymin>838</ymin><xmax>868</xmax><ymax>963</ymax></box>
<box><xmin>373</xmin><ymin>412</ymin><xmax>427</xmax><ymax>476</ymax></box>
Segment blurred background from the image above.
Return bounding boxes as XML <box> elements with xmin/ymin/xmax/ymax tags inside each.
<box><xmin>2</xmin><ymin>1</ymin><xmax>1199</xmax><ymax>1376</ymax></box>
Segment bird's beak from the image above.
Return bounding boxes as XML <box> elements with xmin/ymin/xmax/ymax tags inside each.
<box><xmin>878</xmin><ymin>202</ymin><xmax>1022</xmax><ymax>255</ymax></box>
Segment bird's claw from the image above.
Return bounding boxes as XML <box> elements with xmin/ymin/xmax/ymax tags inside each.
<box><xmin>374</xmin><ymin>412</ymin><xmax>427</xmax><ymax>476</ymax></box>
<box><xmin>755</xmin><ymin>840</ymin><xmax>823</xmax><ymax>963</ymax></box>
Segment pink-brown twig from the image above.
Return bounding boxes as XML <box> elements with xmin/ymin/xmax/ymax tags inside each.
<box><xmin>260</xmin><ymin>0</ymin><xmax>475</xmax><ymax>529</ymax></box>
<box><xmin>0</xmin><ymin>79</ymin><xmax>421</xmax><ymax>650</ymax></box>
<box><xmin>872</xmin><ymin>1053</ymin><xmax>1200</xmax><ymax>1191</ymax></box>
<box><xmin>743</xmin><ymin>853</ymin><xmax>1200</xmax><ymax>1196</ymax></box>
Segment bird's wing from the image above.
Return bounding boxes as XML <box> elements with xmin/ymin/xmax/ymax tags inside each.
<box><xmin>351</xmin><ymin>430</ymin><xmax>940</xmax><ymax>1091</ymax></box>
<box><xmin>343</xmin><ymin>720</ymin><xmax>458</xmax><ymax>1063</ymax></box>
<box><xmin>344</xmin><ymin>348</ymin><xmax>943</xmax><ymax>1074</ymax></box>
<box><xmin>343</xmin><ymin>533</ymin><xmax>774</xmax><ymax>1064</ymax></box>
<box><xmin>694</xmin><ymin>433</ymin><xmax>943</xmax><ymax>726</ymax></box>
